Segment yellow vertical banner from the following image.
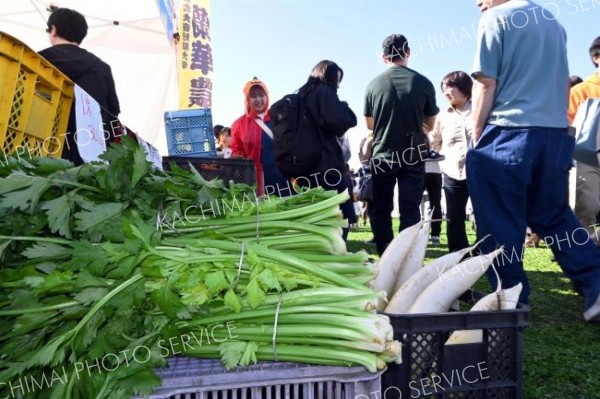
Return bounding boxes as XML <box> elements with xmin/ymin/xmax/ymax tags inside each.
<box><xmin>177</xmin><ymin>0</ymin><xmax>212</xmax><ymax>109</ymax></box>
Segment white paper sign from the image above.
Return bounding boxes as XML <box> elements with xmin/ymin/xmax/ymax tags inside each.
<box><xmin>137</xmin><ymin>135</ymin><xmax>164</xmax><ymax>170</ymax></box>
<box><xmin>74</xmin><ymin>86</ymin><xmax>106</xmax><ymax>163</ymax></box>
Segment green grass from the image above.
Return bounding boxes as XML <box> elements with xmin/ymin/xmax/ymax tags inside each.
<box><xmin>347</xmin><ymin>220</ymin><xmax>600</xmax><ymax>398</ymax></box>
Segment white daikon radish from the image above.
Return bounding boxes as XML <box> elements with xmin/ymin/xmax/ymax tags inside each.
<box><xmin>407</xmin><ymin>248</ymin><xmax>503</xmax><ymax>314</ymax></box>
<box><xmin>390</xmin><ymin>219</ymin><xmax>432</xmax><ymax>295</ymax></box>
<box><xmin>385</xmin><ymin>236</ymin><xmax>490</xmax><ymax>314</ymax></box>
<box><xmin>446</xmin><ymin>283</ymin><xmax>522</xmax><ymax>345</ymax></box>
<box><xmin>370</xmin><ymin>219</ymin><xmax>429</xmax><ymax>309</ymax></box>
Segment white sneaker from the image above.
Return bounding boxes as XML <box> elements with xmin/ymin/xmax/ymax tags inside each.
<box><xmin>584</xmin><ymin>294</ymin><xmax>600</xmax><ymax>322</ymax></box>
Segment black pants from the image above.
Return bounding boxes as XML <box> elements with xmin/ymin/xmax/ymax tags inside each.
<box><xmin>443</xmin><ymin>174</ymin><xmax>470</xmax><ymax>252</ymax></box>
<box><xmin>424</xmin><ymin>173</ymin><xmax>442</xmax><ymax>237</ymax></box>
<box><xmin>372</xmin><ymin>162</ymin><xmax>425</xmax><ymax>255</ymax></box>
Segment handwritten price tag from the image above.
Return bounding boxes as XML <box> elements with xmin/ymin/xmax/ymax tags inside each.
<box><xmin>74</xmin><ymin>86</ymin><xmax>106</xmax><ymax>163</ymax></box>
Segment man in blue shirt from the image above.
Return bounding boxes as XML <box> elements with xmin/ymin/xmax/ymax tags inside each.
<box><xmin>468</xmin><ymin>0</ymin><xmax>600</xmax><ymax>321</ymax></box>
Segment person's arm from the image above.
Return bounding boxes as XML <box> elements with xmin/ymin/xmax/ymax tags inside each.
<box><xmin>429</xmin><ymin>117</ymin><xmax>442</xmax><ymax>152</ymax></box>
<box><xmin>364</xmin><ymin>84</ymin><xmax>375</xmax><ymax>131</ymax></box>
<box><xmin>229</xmin><ymin>118</ymin><xmax>246</xmax><ymax>158</ymax></box>
<box><xmin>423</xmin><ymin>115</ymin><xmax>436</xmax><ymax>132</ymax></box>
<box><xmin>319</xmin><ymin>87</ymin><xmax>357</xmax><ymax>136</ymax></box>
<box><xmin>567</xmin><ymin>83</ymin><xmax>584</xmax><ymax>125</ymax></box>
<box><xmin>470</xmin><ymin>11</ymin><xmax>502</xmax><ymax>143</ymax></box>
<box><xmin>471</xmin><ymin>75</ymin><xmax>497</xmax><ymax>143</ymax></box>
<box><xmin>422</xmin><ymin>79</ymin><xmax>439</xmax><ymax>132</ymax></box>
<box><xmin>362</xmin><ymin>133</ymin><xmax>373</xmax><ymax>160</ymax></box>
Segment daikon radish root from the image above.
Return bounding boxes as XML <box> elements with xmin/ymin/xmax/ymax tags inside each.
<box><xmin>446</xmin><ymin>283</ymin><xmax>523</xmax><ymax>345</ymax></box>
<box><xmin>471</xmin><ymin>282</ymin><xmax>522</xmax><ymax>312</ymax></box>
<box><xmin>391</xmin><ymin>219</ymin><xmax>432</xmax><ymax>295</ymax></box>
<box><xmin>385</xmin><ymin>237</ymin><xmax>490</xmax><ymax>314</ymax></box>
<box><xmin>407</xmin><ymin>248</ymin><xmax>503</xmax><ymax>314</ymax></box>
<box><xmin>371</xmin><ymin>220</ymin><xmax>429</xmax><ymax>310</ymax></box>
<box><xmin>424</xmin><ymin>234</ymin><xmax>490</xmax><ymax>274</ymax></box>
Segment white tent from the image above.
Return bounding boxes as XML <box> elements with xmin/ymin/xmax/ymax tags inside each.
<box><xmin>0</xmin><ymin>0</ymin><xmax>178</xmax><ymax>154</ymax></box>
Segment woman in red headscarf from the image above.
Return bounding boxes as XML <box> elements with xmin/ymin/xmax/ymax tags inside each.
<box><xmin>230</xmin><ymin>77</ymin><xmax>289</xmax><ymax>196</ymax></box>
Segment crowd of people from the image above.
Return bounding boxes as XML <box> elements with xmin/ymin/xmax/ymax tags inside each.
<box><xmin>38</xmin><ymin>2</ymin><xmax>600</xmax><ymax>322</ymax></box>
<box><xmin>212</xmin><ymin>1</ymin><xmax>600</xmax><ymax>322</ymax></box>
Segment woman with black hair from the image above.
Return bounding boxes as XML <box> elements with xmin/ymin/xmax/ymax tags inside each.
<box><xmin>429</xmin><ymin>71</ymin><xmax>473</xmax><ymax>252</ymax></box>
<box><xmin>298</xmin><ymin>60</ymin><xmax>358</xmax><ymax>239</ymax></box>
<box><xmin>298</xmin><ymin>61</ymin><xmax>357</xmax><ymax>178</ymax></box>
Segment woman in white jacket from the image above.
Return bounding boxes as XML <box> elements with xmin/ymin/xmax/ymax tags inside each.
<box><xmin>429</xmin><ymin>71</ymin><xmax>473</xmax><ymax>252</ymax></box>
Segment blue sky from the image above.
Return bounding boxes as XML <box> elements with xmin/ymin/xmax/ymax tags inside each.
<box><xmin>208</xmin><ymin>0</ymin><xmax>600</xmax><ymax>168</ymax></box>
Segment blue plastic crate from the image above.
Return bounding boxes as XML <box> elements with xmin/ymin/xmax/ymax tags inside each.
<box><xmin>164</xmin><ymin>109</ymin><xmax>216</xmax><ymax>157</ymax></box>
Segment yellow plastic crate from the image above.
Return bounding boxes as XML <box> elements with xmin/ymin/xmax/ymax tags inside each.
<box><xmin>0</xmin><ymin>31</ymin><xmax>74</xmax><ymax>158</ymax></box>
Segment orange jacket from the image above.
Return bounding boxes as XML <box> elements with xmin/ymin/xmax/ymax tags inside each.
<box><xmin>569</xmin><ymin>72</ymin><xmax>600</xmax><ymax>124</ymax></box>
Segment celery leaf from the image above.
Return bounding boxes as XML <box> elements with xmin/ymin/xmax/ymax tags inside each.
<box><xmin>22</xmin><ymin>242</ymin><xmax>71</xmax><ymax>260</ymax></box>
<box><xmin>239</xmin><ymin>342</ymin><xmax>259</xmax><ymax>367</ymax></box>
<box><xmin>74</xmin><ymin>287</ymin><xmax>110</xmax><ymax>306</ymax></box>
<box><xmin>258</xmin><ymin>269</ymin><xmax>282</xmax><ymax>292</ymax></box>
<box><xmin>220</xmin><ymin>341</ymin><xmax>246</xmax><ymax>370</ymax></box>
<box><xmin>152</xmin><ymin>283</ymin><xmax>191</xmax><ymax>320</ymax></box>
<box><xmin>205</xmin><ymin>270</ymin><xmax>229</xmax><ymax>295</ymax></box>
<box><xmin>41</xmin><ymin>195</ymin><xmax>72</xmax><ymax>238</ymax></box>
<box><xmin>224</xmin><ymin>289</ymin><xmax>243</xmax><ymax>313</ymax></box>
<box><xmin>180</xmin><ymin>284</ymin><xmax>209</xmax><ymax>306</ymax></box>
<box><xmin>74</xmin><ymin>202</ymin><xmax>125</xmax><ymax>232</ymax></box>
<box><xmin>0</xmin><ymin>174</ymin><xmax>52</xmax><ymax>212</ymax></box>
<box><xmin>131</xmin><ymin>144</ymin><xmax>150</xmax><ymax>191</ymax></box>
<box><xmin>246</xmin><ymin>279</ymin><xmax>266</xmax><ymax>308</ymax></box>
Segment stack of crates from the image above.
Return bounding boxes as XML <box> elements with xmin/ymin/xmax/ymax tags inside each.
<box><xmin>0</xmin><ymin>32</ymin><xmax>74</xmax><ymax>158</ymax></box>
<box><xmin>140</xmin><ymin>358</ymin><xmax>383</xmax><ymax>399</ymax></box>
<box><xmin>163</xmin><ymin>109</ymin><xmax>256</xmax><ymax>185</ymax></box>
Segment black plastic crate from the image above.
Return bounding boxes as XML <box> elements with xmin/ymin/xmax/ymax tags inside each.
<box><xmin>162</xmin><ymin>156</ymin><xmax>256</xmax><ymax>185</ymax></box>
<box><xmin>381</xmin><ymin>290</ymin><xmax>529</xmax><ymax>399</ymax></box>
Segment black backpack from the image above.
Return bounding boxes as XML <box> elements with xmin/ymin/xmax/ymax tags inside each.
<box><xmin>270</xmin><ymin>93</ymin><xmax>321</xmax><ymax>178</ymax></box>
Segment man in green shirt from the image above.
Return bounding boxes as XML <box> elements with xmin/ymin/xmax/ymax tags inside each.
<box><xmin>364</xmin><ymin>34</ymin><xmax>439</xmax><ymax>254</ymax></box>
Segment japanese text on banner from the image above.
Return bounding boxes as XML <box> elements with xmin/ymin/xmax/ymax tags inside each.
<box><xmin>177</xmin><ymin>0</ymin><xmax>213</xmax><ymax>109</ymax></box>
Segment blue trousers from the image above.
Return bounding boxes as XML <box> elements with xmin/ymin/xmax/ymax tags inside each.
<box><xmin>466</xmin><ymin>125</ymin><xmax>600</xmax><ymax>307</ymax></box>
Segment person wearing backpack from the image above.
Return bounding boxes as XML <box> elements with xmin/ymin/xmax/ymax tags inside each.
<box><xmin>230</xmin><ymin>78</ymin><xmax>289</xmax><ymax>196</ymax></box>
<box><xmin>293</xmin><ymin>60</ymin><xmax>357</xmax><ymax>180</ymax></box>
<box><xmin>295</xmin><ymin>60</ymin><xmax>357</xmax><ymax>239</ymax></box>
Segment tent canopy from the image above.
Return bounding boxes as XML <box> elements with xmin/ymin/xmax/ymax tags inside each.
<box><xmin>0</xmin><ymin>0</ymin><xmax>177</xmax><ymax>153</ymax></box>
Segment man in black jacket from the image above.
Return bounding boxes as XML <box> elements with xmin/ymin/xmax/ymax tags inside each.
<box><xmin>39</xmin><ymin>8</ymin><xmax>120</xmax><ymax>165</ymax></box>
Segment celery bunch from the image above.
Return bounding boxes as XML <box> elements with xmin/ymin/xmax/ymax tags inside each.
<box><xmin>0</xmin><ymin>140</ymin><xmax>398</xmax><ymax>399</ymax></box>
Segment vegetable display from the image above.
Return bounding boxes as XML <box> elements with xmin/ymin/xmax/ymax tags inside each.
<box><xmin>0</xmin><ymin>139</ymin><xmax>399</xmax><ymax>399</ymax></box>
